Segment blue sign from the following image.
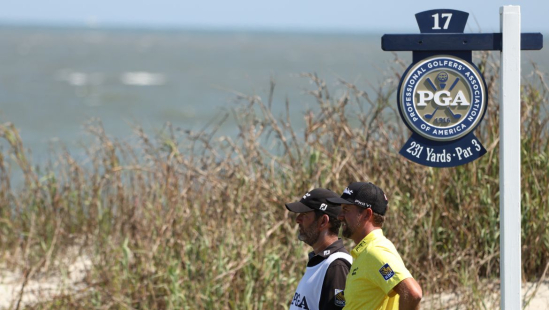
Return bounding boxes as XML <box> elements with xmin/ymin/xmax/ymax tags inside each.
<box><xmin>383</xmin><ymin>9</ymin><xmax>542</xmax><ymax>167</ymax></box>
<box><xmin>388</xmin><ymin>9</ymin><xmax>487</xmax><ymax>167</ymax></box>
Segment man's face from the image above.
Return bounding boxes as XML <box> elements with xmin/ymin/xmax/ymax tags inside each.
<box><xmin>295</xmin><ymin>211</ymin><xmax>320</xmax><ymax>246</ymax></box>
<box><xmin>338</xmin><ymin>204</ymin><xmax>364</xmax><ymax>239</ymax></box>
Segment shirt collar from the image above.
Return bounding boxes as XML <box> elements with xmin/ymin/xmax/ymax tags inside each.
<box><xmin>351</xmin><ymin>229</ymin><xmax>384</xmax><ymax>258</ymax></box>
<box><xmin>307</xmin><ymin>239</ymin><xmax>347</xmax><ymax>265</ymax></box>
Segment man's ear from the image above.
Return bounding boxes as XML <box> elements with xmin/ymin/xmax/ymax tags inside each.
<box><xmin>319</xmin><ymin>214</ymin><xmax>330</xmax><ymax>228</ymax></box>
<box><xmin>362</xmin><ymin>208</ymin><xmax>373</xmax><ymax>222</ymax></box>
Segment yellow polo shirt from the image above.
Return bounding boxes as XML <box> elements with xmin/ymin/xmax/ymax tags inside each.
<box><xmin>344</xmin><ymin>229</ymin><xmax>412</xmax><ymax>310</ymax></box>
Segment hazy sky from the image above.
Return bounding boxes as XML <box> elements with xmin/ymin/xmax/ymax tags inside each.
<box><xmin>1</xmin><ymin>0</ymin><xmax>547</xmax><ymax>33</ymax></box>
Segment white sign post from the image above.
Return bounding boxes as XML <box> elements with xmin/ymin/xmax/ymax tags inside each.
<box><xmin>499</xmin><ymin>5</ymin><xmax>521</xmax><ymax>309</ymax></box>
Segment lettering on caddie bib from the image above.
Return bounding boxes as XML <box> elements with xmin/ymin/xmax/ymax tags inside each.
<box><xmin>291</xmin><ymin>292</ymin><xmax>310</xmax><ymax>309</ymax></box>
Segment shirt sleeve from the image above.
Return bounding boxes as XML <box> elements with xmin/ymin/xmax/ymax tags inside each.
<box><xmin>319</xmin><ymin>258</ymin><xmax>351</xmax><ymax>310</ymax></box>
<box><xmin>366</xmin><ymin>247</ymin><xmax>412</xmax><ymax>295</ymax></box>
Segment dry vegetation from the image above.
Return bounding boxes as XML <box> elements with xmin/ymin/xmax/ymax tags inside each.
<box><xmin>0</xmin><ymin>52</ymin><xmax>548</xmax><ymax>309</ymax></box>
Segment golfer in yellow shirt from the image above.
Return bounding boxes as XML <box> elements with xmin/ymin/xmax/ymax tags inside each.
<box><xmin>328</xmin><ymin>182</ymin><xmax>422</xmax><ymax>310</ymax></box>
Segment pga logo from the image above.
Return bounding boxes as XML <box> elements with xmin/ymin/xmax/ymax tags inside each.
<box><xmin>398</xmin><ymin>55</ymin><xmax>486</xmax><ymax>142</ymax></box>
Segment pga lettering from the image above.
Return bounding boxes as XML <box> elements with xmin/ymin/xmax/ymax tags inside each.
<box><xmin>416</xmin><ymin>90</ymin><xmax>470</xmax><ymax>107</ymax></box>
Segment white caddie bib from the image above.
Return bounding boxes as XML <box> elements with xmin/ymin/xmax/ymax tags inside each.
<box><xmin>290</xmin><ymin>252</ymin><xmax>352</xmax><ymax>310</ymax></box>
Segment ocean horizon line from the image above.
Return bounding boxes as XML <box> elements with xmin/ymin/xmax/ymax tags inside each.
<box><xmin>0</xmin><ymin>21</ymin><xmax>411</xmax><ymax>37</ymax></box>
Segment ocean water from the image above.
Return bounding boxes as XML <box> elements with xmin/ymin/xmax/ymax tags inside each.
<box><xmin>0</xmin><ymin>26</ymin><xmax>547</xmax><ymax>163</ymax></box>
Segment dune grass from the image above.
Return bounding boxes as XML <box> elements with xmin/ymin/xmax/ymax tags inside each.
<box><xmin>0</xmin><ymin>52</ymin><xmax>548</xmax><ymax>309</ymax></box>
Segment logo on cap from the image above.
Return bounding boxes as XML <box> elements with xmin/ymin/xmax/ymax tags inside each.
<box><xmin>302</xmin><ymin>192</ymin><xmax>311</xmax><ymax>200</ymax></box>
<box><xmin>343</xmin><ymin>188</ymin><xmax>353</xmax><ymax>195</ymax></box>
<box><xmin>319</xmin><ymin>203</ymin><xmax>328</xmax><ymax>211</ymax></box>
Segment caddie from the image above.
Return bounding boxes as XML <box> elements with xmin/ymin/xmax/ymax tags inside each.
<box><xmin>286</xmin><ymin>188</ymin><xmax>352</xmax><ymax>310</ymax></box>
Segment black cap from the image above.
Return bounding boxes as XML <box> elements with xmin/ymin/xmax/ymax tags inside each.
<box><xmin>327</xmin><ymin>182</ymin><xmax>388</xmax><ymax>215</ymax></box>
<box><xmin>285</xmin><ymin>188</ymin><xmax>342</xmax><ymax>218</ymax></box>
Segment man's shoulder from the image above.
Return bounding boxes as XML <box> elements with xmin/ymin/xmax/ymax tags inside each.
<box><xmin>330</xmin><ymin>256</ymin><xmax>352</xmax><ymax>266</ymax></box>
<box><xmin>353</xmin><ymin>238</ymin><xmax>400</xmax><ymax>264</ymax></box>
<box><xmin>365</xmin><ymin>232</ymin><xmax>399</xmax><ymax>254</ymax></box>
<box><xmin>326</xmin><ymin>251</ymin><xmax>352</xmax><ymax>269</ymax></box>
<box><xmin>316</xmin><ymin>246</ymin><xmax>351</xmax><ymax>267</ymax></box>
